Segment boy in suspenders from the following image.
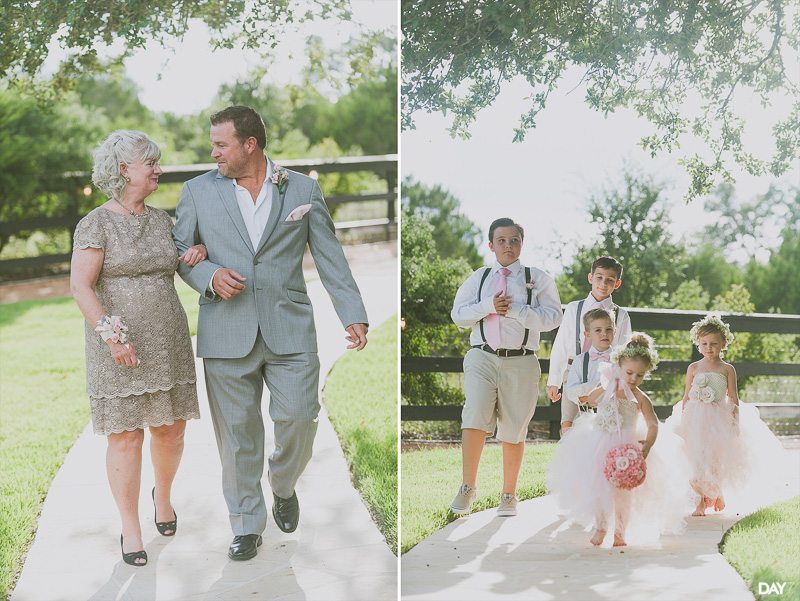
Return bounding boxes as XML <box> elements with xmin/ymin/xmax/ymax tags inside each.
<box><xmin>450</xmin><ymin>218</ymin><xmax>562</xmax><ymax>516</ymax></box>
<box><xmin>562</xmin><ymin>308</ymin><xmax>616</xmax><ymax>424</ymax></box>
<box><xmin>546</xmin><ymin>256</ymin><xmax>632</xmax><ymax>434</ymax></box>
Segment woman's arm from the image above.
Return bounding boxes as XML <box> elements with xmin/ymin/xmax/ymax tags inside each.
<box><xmin>70</xmin><ymin>248</ymin><xmax>138</xmax><ymax>367</ymax></box>
<box><xmin>637</xmin><ymin>392</ymin><xmax>658</xmax><ymax>458</ymax></box>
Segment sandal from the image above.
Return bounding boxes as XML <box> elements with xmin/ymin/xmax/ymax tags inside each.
<box><xmin>120</xmin><ymin>534</ymin><xmax>147</xmax><ymax>566</ymax></box>
<box><xmin>152</xmin><ymin>487</ymin><xmax>177</xmax><ymax>536</ymax></box>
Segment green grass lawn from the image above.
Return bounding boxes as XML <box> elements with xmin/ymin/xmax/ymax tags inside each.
<box><xmin>721</xmin><ymin>496</ymin><xmax>800</xmax><ymax>601</ymax></box>
<box><xmin>0</xmin><ymin>279</ymin><xmax>200</xmax><ymax>600</ymax></box>
<box><xmin>0</xmin><ymin>297</ymin><xmax>89</xmax><ymax>599</ymax></box>
<box><xmin>400</xmin><ymin>442</ymin><xmax>556</xmax><ymax>553</ymax></box>
<box><xmin>323</xmin><ymin>315</ymin><xmax>398</xmax><ymax>553</ymax></box>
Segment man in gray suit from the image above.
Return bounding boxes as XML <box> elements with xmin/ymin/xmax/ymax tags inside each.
<box><xmin>173</xmin><ymin>105</ymin><xmax>369</xmax><ymax>560</ymax></box>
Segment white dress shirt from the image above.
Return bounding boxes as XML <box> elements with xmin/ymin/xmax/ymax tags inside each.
<box><xmin>233</xmin><ymin>162</ymin><xmax>273</xmax><ymax>250</ymax></box>
<box><xmin>563</xmin><ymin>347</ymin><xmax>609</xmax><ymax>406</ymax></box>
<box><xmin>546</xmin><ymin>293</ymin><xmax>632</xmax><ymax>387</ymax></box>
<box><xmin>451</xmin><ymin>260</ymin><xmax>562</xmax><ymax>351</ymax></box>
<box><xmin>209</xmin><ymin>159</ymin><xmax>272</xmax><ymax>293</ymax></box>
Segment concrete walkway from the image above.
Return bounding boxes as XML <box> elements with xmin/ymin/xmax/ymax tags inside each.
<box><xmin>11</xmin><ymin>243</ymin><xmax>398</xmax><ymax>601</ymax></box>
<box><xmin>401</xmin><ymin>446</ymin><xmax>799</xmax><ymax>601</ymax></box>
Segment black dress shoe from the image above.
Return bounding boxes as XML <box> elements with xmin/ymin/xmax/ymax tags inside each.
<box><xmin>272</xmin><ymin>492</ymin><xmax>299</xmax><ymax>533</ymax></box>
<box><xmin>228</xmin><ymin>534</ymin><xmax>263</xmax><ymax>561</ymax></box>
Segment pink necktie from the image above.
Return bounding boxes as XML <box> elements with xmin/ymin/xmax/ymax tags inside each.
<box><xmin>590</xmin><ymin>350</ymin><xmax>611</xmax><ymax>361</ymax></box>
<box><xmin>485</xmin><ymin>267</ymin><xmax>511</xmax><ymax>349</ymax></box>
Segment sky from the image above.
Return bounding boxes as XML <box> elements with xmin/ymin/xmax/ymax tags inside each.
<box><xmin>43</xmin><ymin>0</ymin><xmax>397</xmax><ymax>115</ymax></box>
<box><xmin>402</xmin><ymin>70</ymin><xmax>798</xmax><ymax>275</ymax></box>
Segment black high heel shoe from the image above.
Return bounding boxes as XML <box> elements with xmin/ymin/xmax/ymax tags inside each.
<box><xmin>151</xmin><ymin>487</ymin><xmax>177</xmax><ymax>536</ymax></box>
<box><xmin>120</xmin><ymin>534</ymin><xmax>147</xmax><ymax>566</ymax></box>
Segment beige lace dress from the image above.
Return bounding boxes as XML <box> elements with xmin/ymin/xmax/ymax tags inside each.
<box><xmin>73</xmin><ymin>206</ymin><xmax>200</xmax><ymax>435</ymax></box>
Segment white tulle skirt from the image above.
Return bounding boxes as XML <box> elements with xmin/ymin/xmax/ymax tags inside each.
<box><xmin>664</xmin><ymin>399</ymin><xmax>792</xmax><ymax>513</ymax></box>
<box><xmin>546</xmin><ymin>411</ymin><xmax>696</xmax><ymax>544</ymax></box>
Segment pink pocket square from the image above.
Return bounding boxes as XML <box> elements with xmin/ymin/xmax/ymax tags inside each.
<box><xmin>285</xmin><ymin>204</ymin><xmax>312</xmax><ymax>221</ymax></box>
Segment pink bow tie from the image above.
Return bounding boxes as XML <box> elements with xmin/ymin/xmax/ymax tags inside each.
<box><xmin>590</xmin><ymin>350</ymin><xmax>610</xmax><ymax>361</ymax></box>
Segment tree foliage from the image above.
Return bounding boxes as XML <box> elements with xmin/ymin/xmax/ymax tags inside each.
<box><xmin>557</xmin><ymin>170</ymin><xmax>687</xmax><ymax>307</ymax></box>
<box><xmin>0</xmin><ymin>0</ymin><xmax>351</xmax><ymax>82</ymax></box>
<box><xmin>0</xmin><ymin>88</ymin><xmax>102</xmax><ymax>241</ymax></box>
<box><xmin>402</xmin><ymin>0</ymin><xmax>800</xmax><ymax>200</ymax></box>
<box><xmin>401</xmin><ymin>177</ymin><xmax>483</xmax><ymax>268</ymax></box>
<box><xmin>401</xmin><ymin>208</ymin><xmax>472</xmax><ymax>410</ymax></box>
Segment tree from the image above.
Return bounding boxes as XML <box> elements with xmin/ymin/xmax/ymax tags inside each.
<box><xmin>683</xmin><ymin>242</ymin><xmax>744</xmax><ymax>303</ymax></box>
<box><xmin>401</xmin><ymin>177</ymin><xmax>483</xmax><ymax>268</ymax></box>
<box><xmin>1</xmin><ymin>1</ymin><xmax>352</xmax><ymax>82</ymax></box>
<box><xmin>0</xmin><ymin>88</ymin><xmax>103</xmax><ymax>250</ymax></box>
<box><xmin>401</xmin><ymin>208</ymin><xmax>472</xmax><ymax>410</ymax></box>
<box><xmin>558</xmin><ymin>171</ymin><xmax>687</xmax><ymax>307</ymax></box>
<box><xmin>702</xmin><ymin>184</ymin><xmax>799</xmax><ymax>261</ymax></box>
<box><xmin>746</xmin><ymin>225</ymin><xmax>800</xmax><ymax>314</ymax></box>
<box><xmin>402</xmin><ymin>1</ymin><xmax>800</xmax><ymax>200</ymax></box>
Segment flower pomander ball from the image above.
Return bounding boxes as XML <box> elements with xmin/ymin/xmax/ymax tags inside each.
<box><xmin>604</xmin><ymin>443</ymin><xmax>647</xmax><ymax>490</ymax></box>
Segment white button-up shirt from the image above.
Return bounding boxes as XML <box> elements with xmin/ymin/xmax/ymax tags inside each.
<box><xmin>233</xmin><ymin>160</ymin><xmax>273</xmax><ymax>250</ymax></box>
<box><xmin>208</xmin><ymin>158</ymin><xmax>273</xmax><ymax>293</ymax></box>
<box><xmin>546</xmin><ymin>293</ymin><xmax>632</xmax><ymax>387</ymax></box>
<box><xmin>450</xmin><ymin>260</ymin><xmax>562</xmax><ymax>351</ymax></box>
<box><xmin>564</xmin><ymin>347</ymin><xmax>609</xmax><ymax>406</ymax></box>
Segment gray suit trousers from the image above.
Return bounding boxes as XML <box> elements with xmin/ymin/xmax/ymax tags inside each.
<box><xmin>203</xmin><ymin>330</ymin><xmax>320</xmax><ymax>535</ymax></box>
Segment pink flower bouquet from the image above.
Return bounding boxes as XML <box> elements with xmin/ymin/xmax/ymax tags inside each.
<box><xmin>604</xmin><ymin>443</ymin><xmax>646</xmax><ymax>490</ymax></box>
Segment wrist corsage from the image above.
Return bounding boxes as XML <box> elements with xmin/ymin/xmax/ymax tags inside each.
<box><xmin>95</xmin><ymin>315</ymin><xmax>129</xmax><ymax>346</ymax></box>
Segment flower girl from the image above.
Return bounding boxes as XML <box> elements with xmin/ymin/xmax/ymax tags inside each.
<box><xmin>667</xmin><ymin>315</ymin><xmax>789</xmax><ymax>516</ymax></box>
<box><xmin>547</xmin><ymin>334</ymin><xmax>694</xmax><ymax>547</ymax></box>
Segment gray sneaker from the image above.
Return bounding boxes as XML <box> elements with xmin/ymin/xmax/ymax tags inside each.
<box><xmin>497</xmin><ymin>493</ymin><xmax>518</xmax><ymax>516</ymax></box>
<box><xmin>450</xmin><ymin>483</ymin><xmax>477</xmax><ymax>514</ymax></box>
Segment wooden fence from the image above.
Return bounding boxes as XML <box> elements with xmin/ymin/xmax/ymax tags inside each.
<box><xmin>401</xmin><ymin>308</ymin><xmax>800</xmax><ymax>439</ymax></box>
<box><xmin>0</xmin><ymin>155</ymin><xmax>397</xmax><ymax>277</ymax></box>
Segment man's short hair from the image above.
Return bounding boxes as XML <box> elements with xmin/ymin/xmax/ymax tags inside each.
<box><xmin>591</xmin><ymin>256</ymin><xmax>623</xmax><ymax>279</ymax></box>
<box><xmin>583</xmin><ymin>307</ymin><xmax>615</xmax><ymax>330</ymax></box>
<box><xmin>210</xmin><ymin>105</ymin><xmax>267</xmax><ymax>149</ymax></box>
<box><xmin>488</xmin><ymin>218</ymin><xmax>524</xmax><ymax>242</ymax></box>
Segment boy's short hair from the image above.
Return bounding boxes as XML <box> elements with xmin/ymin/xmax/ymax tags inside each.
<box><xmin>583</xmin><ymin>307</ymin><xmax>615</xmax><ymax>330</ymax></box>
<box><xmin>488</xmin><ymin>218</ymin><xmax>524</xmax><ymax>242</ymax></box>
<box><xmin>591</xmin><ymin>256</ymin><xmax>623</xmax><ymax>279</ymax></box>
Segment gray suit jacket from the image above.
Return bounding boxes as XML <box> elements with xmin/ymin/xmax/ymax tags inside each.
<box><xmin>173</xmin><ymin>159</ymin><xmax>368</xmax><ymax>358</ymax></box>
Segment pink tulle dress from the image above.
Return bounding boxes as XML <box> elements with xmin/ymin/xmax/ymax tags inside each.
<box><xmin>665</xmin><ymin>371</ymin><xmax>790</xmax><ymax>511</ymax></box>
<box><xmin>546</xmin><ymin>366</ymin><xmax>696</xmax><ymax>544</ymax></box>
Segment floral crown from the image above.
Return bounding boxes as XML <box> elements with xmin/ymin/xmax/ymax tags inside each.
<box><xmin>610</xmin><ymin>334</ymin><xmax>659</xmax><ymax>372</ymax></box>
<box><xmin>690</xmin><ymin>314</ymin><xmax>734</xmax><ymax>347</ymax></box>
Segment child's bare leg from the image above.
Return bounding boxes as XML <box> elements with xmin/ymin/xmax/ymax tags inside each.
<box><xmin>690</xmin><ymin>480</ymin><xmax>709</xmax><ymax>516</ymax></box>
<box><xmin>713</xmin><ymin>495</ymin><xmax>725</xmax><ymax>512</ymax></box>
<box><xmin>590</xmin><ymin>514</ymin><xmax>607</xmax><ymax>546</ymax></box>
<box><xmin>613</xmin><ymin>489</ymin><xmax>630</xmax><ymax>547</ymax></box>
<box><xmin>692</xmin><ymin>496</ymin><xmax>707</xmax><ymax>516</ymax></box>
<box><xmin>560</xmin><ymin>421</ymin><xmax>573</xmax><ymax>437</ymax></box>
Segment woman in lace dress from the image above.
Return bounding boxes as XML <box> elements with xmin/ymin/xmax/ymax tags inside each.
<box><xmin>70</xmin><ymin>130</ymin><xmax>205</xmax><ymax>566</ymax></box>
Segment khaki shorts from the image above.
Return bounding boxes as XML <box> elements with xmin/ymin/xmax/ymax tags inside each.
<box><xmin>461</xmin><ymin>348</ymin><xmax>541</xmax><ymax>444</ymax></box>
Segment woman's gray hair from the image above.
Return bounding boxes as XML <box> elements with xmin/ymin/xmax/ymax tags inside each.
<box><xmin>91</xmin><ymin>130</ymin><xmax>161</xmax><ymax>200</ymax></box>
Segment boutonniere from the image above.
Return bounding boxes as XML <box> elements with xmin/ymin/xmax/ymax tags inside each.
<box><xmin>271</xmin><ymin>165</ymin><xmax>289</xmax><ymax>194</ymax></box>
<box><xmin>525</xmin><ymin>277</ymin><xmax>535</xmax><ymax>290</ymax></box>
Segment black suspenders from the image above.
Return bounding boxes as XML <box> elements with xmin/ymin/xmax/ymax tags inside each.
<box><xmin>477</xmin><ymin>266</ymin><xmax>533</xmax><ymax>348</ymax></box>
<box><xmin>477</xmin><ymin>268</ymin><xmax>491</xmax><ymax>344</ymax></box>
<box><xmin>521</xmin><ymin>267</ymin><xmax>532</xmax><ymax>346</ymax></box>
<box><xmin>581</xmin><ymin>352</ymin><xmax>590</xmax><ymax>383</ymax></box>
